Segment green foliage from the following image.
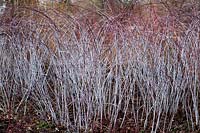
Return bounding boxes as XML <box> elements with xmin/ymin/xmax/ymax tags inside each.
<box><xmin>36</xmin><ymin>121</ymin><xmax>54</xmax><ymax>129</ymax></box>
<box><xmin>10</xmin><ymin>0</ymin><xmax>14</xmax><ymax>4</ymax></box>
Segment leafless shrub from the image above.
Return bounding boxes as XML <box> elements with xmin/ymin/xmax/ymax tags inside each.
<box><xmin>0</xmin><ymin>1</ymin><xmax>200</xmax><ymax>132</ymax></box>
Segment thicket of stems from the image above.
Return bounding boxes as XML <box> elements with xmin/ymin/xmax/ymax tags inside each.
<box><xmin>0</xmin><ymin>1</ymin><xmax>199</xmax><ymax>132</ymax></box>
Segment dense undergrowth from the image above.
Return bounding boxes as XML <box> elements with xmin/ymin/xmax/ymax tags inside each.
<box><xmin>0</xmin><ymin>1</ymin><xmax>200</xmax><ymax>132</ymax></box>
